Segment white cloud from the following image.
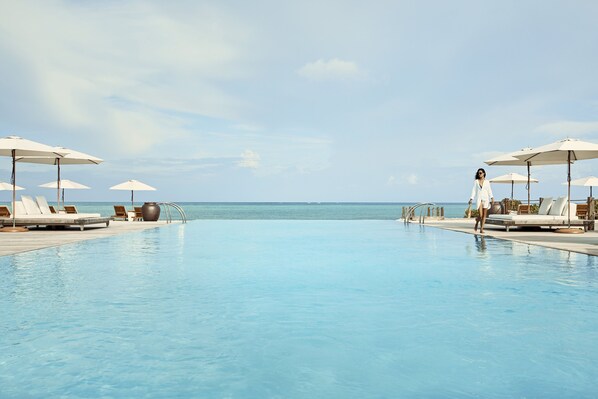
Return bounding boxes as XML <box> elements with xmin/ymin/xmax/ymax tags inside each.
<box><xmin>535</xmin><ymin>121</ymin><xmax>598</xmax><ymax>137</ymax></box>
<box><xmin>232</xmin><ymin>123</ymin><xmax>263</xmax><ymax>132</ymax></box>
<box><xmin>237</xmin><ymin>149</ymin><xmax>261</xmax><ymax>169</ymax></box>
<box><xmin>0</xmin><ymin>2</ymin><xmax>251</xmax><ymax>156</ymax></box>
<box><xmin>297</xmin><ymin>58</ymin><xmax>363</xmax><ymax>81</ymax></box>
<box><xmin>406</xmin><ymin>174</ymin><xmax>418</xmax><ymax>185</ymax></box>
<box><xmin>388</xmin><ymin>174</ymin><xmax>418</xmax><ymax>186</ymax></box>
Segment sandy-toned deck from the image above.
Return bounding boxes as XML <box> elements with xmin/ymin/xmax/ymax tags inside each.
<box><xmin>0</xmin><ymin>220</ymin><xmax>177</xmax><ymax>257</ymax></box>
<box><xmin>421</xmin><ymin>218</ymin><xmax>598</xmax><ymax>256</ymax></box>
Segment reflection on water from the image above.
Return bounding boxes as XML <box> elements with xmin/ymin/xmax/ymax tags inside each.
<box><xmin>474</xmin><ymin>234</ymin><xmax>486</xmax><ymax>252</ymax></box>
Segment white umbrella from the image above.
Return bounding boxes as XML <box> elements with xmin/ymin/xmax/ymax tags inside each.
<box><xmin>110</xmin><ymin>179</ymin><xmax>156</xmax><ymax>208</ymax></box>
<box><xmin>17</xmin><ymin>147</ymin><xmax>102</xmax><ymax>210</ymax></box>
<box><xmin>0</xmin><ymin>136</ymin><xmax>68</xmax><ymax>232</ymax></box>
<box><xmin>567</xmin><ymin>176</ymin><xmax>598</xmax><ymax>197</ymax></box>
<box><xmin>489</xmin><ymin>172</ymin><xmax>539</xmax><ymax>199</ymax></box>
<box><xmin>0</xmin><ymin>181</ymin><xmax>25</xmax><ymax>191</ymax></box>
<box><xmin>514</xmin><ymin>138</ymin><xmax>598</xmax><ymax>233</ymax></box>
<box><xmin>39</xmin><ymin>179</ymin><xmax>90</xmax><ymax>205</ymax></box>
<box><xmin>485</xmin><ymin>148</ymin><xmax>569</xmax><ymax>205</ymax></box>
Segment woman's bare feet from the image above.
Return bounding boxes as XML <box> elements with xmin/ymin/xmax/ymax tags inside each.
<box><xmin>474</xmin><ymin>217</ymin><xmax>479</xmax><ymax>232</ymax></box>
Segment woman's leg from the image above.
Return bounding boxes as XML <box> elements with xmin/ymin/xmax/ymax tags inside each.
<box><xmin>475</xmin><ymin>205</ymin><xmax>482</xmax><ymax>231</ymax></box>
<box><xmin>480</xmin><ymin>207</ymin><xmax>488</xmax><ymax>233</ymax></box>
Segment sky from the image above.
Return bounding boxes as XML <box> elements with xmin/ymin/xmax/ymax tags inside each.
<box><xmin>1</xmin><ymin>0</ymin><xmax>598</xmax><ymax>203</ymax></box>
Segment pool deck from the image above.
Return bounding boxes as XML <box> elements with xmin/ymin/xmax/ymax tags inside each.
<box><xmin>0</xmin><ymin>220</ymin><xmax>176</xmax><ymax>257</ymax></box>
<box><xmin>422</xmin><ymin>218</ymin><xmax>598</xmax><ymax>256</ymax></box>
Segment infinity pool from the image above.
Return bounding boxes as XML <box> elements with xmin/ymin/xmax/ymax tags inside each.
<box><xmin>1</xmin><ymin>221</ymin><xmax>598</xmax><ymax>398</ymax></box>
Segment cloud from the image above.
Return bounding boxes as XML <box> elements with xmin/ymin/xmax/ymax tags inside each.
<box><xmin>406</xmin><ymin>174</ymin><xmax>418</xmax><ymax>185</ymax></box>
<box><xmin>237</xmin><ymin>149</ymin><xmax>261</xmax><ymax>169</ymax></box>
<box><xmin>231</xmin><ymin>123</ymin><xmax>263</xmax><ymax>132</ymax></box>
<box><xmin>104</xmin><ymin>156</ymin><xmax>237</xmax><ymax>176</ymax></box>
<box><xmin>535</xmin><ymin>121</ymin><xmax>598</xmax><ymax>137</ymax></box>
<box><xmin>297</xmin><ymin>58</ymin><xmax>363</xmax><ymax>81</ymax></box>
<box><xmin>0</xmin><ymin>2</ymin><xmax>251</xmax><ymax>156</ymax></box>
<box><xmin>387</xmin><ymin>174</ymin><xmax>418</xmax><ymax>186</ymax></box>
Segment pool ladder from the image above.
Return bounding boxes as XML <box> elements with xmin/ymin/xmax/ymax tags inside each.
<box><xmin>157</xmin><ymin>202</ymin><xmax>187</xmax><ymax>224</ymax></box>
<box><xmin>402</xmin><ymin>202</ymin><xmax>443</xmax><ymax>224</ymax></box>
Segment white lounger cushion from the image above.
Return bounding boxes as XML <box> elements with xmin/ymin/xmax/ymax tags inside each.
<box><xmin>549</xmin><ymin>196</ymin><xmax>568</xmax><ymax>216</ymax></box>
<box><xmin>70</xmin><ymin>213</ymin><xmax>101</xmax><ymax>218</ymax></box>
<box><xmin>36</xmin><ymin>196</ymin><xmax>53</xmax><ymax>215</ymax></box>
<box><xmin>14</xmin><ymin>201</ymin><xmax>27</xmax><ymax>216</ymax></box>
<box><xmin>9</xmin><ymin>213</ymin><xmax>102</xmax><ymax>220</ymax></box>
<box><xmin>488</xmin><ymin>214</ymin><xmax>570</xmax><ymax>222</ymax></box>
<box><xmin>563</xmin><ymin>202</ymin><xmax>577</xmax><ymax>217</ymax></box>
<box><xmin>21</xmin><ymin>195</ymin><xmax>41</xmax><ymax>215</ymax></box>
<box><xmin>538</xmin><ymin>197</ymin><xmax>553</xmax><ymax>215</ymax></box>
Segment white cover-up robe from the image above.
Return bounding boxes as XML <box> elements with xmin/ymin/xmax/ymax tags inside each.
<box><xmin>470</xmin><ymin>179</ymin><xmax>494</xmax><ymax>209</ymax></box>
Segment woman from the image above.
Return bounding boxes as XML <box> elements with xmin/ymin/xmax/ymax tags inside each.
<box><xmin>469</xmin><ymin>168</ymin><xmax>494</xmax><ymax>233</ymax></box>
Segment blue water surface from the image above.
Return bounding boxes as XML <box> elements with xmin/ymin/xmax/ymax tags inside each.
<box><xmin>1</xmin><ymin>221</ymin><xmax>598</xmax><ymax>398</ymax></box>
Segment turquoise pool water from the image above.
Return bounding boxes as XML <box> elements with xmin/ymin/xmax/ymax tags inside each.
<box><xmin>1</xmin><ymin>221</ymin><xmax>598</xmax><ymax>398</ymax></box>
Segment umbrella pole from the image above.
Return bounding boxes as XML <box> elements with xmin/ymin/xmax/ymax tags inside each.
<box><xmin>62</xmin><ymin>188</ymin><xmax>65</xmax><ymax>205</ymax></box>
<box><xmin>511</xmin><ymin>181</ymin><xmax>514</xmax><ymax>200</ymax></box>
<box><xmin>555</xmin><ymin>151</ymin><xmax>584</xmax><ymax>234</ymax></box>
<box><xmin>567</xmin><ymin>151</ymin><xmax>571</xmax><ymax>228</ymax></box>
<box><xmin>131</xmin><ymin>190</ymin><xmax>134</xmax><ymax>209</ymax></box>
<box><xmin>556</xmin><ymin>151</ymin><xmax>582</xmax><ymax>234</ymax></box>
<box><xmin>527</xmin><ymin>162</ymin><xmax>531</xmax><ymax>206</ymax></box>
<box><xmin>0</xmin><ymin>150</ymin><xmax>28</xmax><ymax>232</ymax></box>
<box><xmin>12</xmin><ymin>150</ymin><xmax>16</xmax><ymax>229</ymax></box>
<box><xmin>57</xmin><ymin>159</ymin><xmax>61</xmax><ymax>211</ymax></box>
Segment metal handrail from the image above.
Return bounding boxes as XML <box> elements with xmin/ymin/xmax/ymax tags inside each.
<box><xmin>403</xmin><ymin>202</ymin><xmax>436</xmax><ymax>224</ymax></box>
<box><xmin>157</xmin><ymin>202</ymin><xmax>187</xmax><ymax>223</ymax></box>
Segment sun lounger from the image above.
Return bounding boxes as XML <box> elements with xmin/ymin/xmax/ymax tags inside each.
<box><xmin>64</xmin><ymin>205</ymin><xmax>78</xmax><ymax>214</ymax></box>
<box><xmin>576</xmin><ymin>204</ymin><xmax>589</xmax><ymax>219</ymax></box>
<box><xmin>112</xmin><ymin>205</ymin><xmax>129</xmax><ymax>221</ymax></box>
<box><xmin>36</xmin><ymin>195</ymin><xmax>54</xmax><ymax>215</ymax></box>
<box><xmin>0</xmin><ymin>206</ymin><xmax>10</xmax><ymax>217</ymax></box>
<box><xmin>485</xmin><ymin>196</ymin><xmax>593</xmax><ymax>232</ymax></box>
<box><xmin>517</xmin><ymin>204</ymin><xmax>531</xmax><ymax>214</ymax></box>
<box><xmin>0</xmin><ymin>196</ymin><xmax>110</xmax><ymax>231</ymax></box>
<box><xmin>134</xmin><ymin>207</ymin><xmax>143</xmax><ymax>221</ymax></box>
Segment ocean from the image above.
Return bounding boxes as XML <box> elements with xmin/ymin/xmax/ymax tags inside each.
<box><xmin>48</xmin><ymin>202</ymin><xmax>468</xmax><ymax>220</ymax></box>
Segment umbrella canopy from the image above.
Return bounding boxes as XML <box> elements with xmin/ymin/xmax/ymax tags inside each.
<box><xmin>0</xmin><ymin>136</ymin><xmax>67</xmax><ymax>157</ymax></box>
<box><xmin>0</xmin><ymin>181</ymin><xmax>24</xmax><ymax>191</ymax></box>
<box><xmin>485</xmin><ymin>148</ymin><xmax>570</xmax><ymax>205</ymax></box>
<box><xmin>40</xmin><ymin>179</ymin><xmax>90</xmax><ymax>189</ymax></box>
<box><xmin>110</xmin><ymin>179</ymin><xmax>156</xmax><ymax>208</ymax></box>
<box><xmin>0</xmin><ymin>136</ymin><xmax>69</xmax><ymax>231</ymax></box>
<box><xmin>489</xmin><ymin>172</ymin><xmax>539</xmax><ymax>199</ymax></box>
<box><xmin>565</xmin><ymin>176</ymin><xmax>598</xmax><ymax>197</ymax></box>
<box><xmin>40</xmin><ymin>179</ymin><xmax>90</xmax><ymax>205</ymax></box>
<box><xmin>16</xmin><ymin>146</ymin><xmax>102</xmax><ymax>210</ymax></box>
<box><xmin>514</xmin><ymin>138</ymin><xmax>598</xmax><ymax>230</ymax></box>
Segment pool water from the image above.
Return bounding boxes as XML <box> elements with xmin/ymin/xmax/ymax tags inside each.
<box><xmin>1</xmin><ymin>221</ymin><xmax>598</xmax><ymax>398</ymax></box>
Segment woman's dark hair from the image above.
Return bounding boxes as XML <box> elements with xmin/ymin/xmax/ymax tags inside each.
<box><xmin>475</xmin><ymin>168</ymin><xmax>486</xmax><ymax>180</ymax></box>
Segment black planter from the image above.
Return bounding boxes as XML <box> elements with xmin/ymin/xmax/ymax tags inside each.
<box><xmin>141</xmin><ymin>202</ymin><xmax>160</xmax><ymax>221</ymax></box>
